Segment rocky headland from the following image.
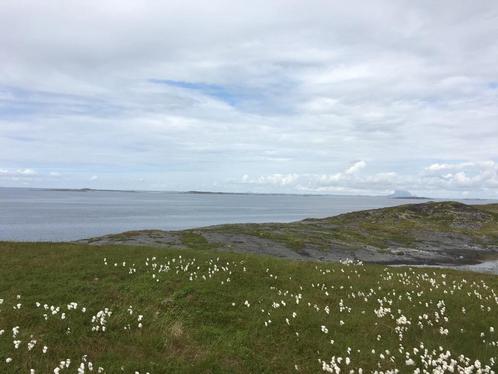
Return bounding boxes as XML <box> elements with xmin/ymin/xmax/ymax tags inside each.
<box><xmin>78</xmin><ymin>201</ymin><xmax>498</xmax><ymax>268</ymax></box>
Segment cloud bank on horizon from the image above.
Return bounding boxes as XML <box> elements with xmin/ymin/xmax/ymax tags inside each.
<box><xmin>0</xmin><ymin>0</ymin><xmax>497</xmax><ymax>198</ymax></box>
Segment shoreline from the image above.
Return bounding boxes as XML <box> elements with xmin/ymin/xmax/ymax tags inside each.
<box><xmin>3</xmin><ymin>200</ymin><xmax>498</xmax><ymax>275</ymax></box>
<box><xmin>389</xmin><ymin>259</ymin><xmax>498</xmax><ymax>275</ymax></box>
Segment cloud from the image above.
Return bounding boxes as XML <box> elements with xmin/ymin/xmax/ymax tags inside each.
<box><xmin>345</xmin><ymin>160</ymin><xmax>366</xmax><ymax>175</ymax></box>
<box><xmin>0</xmin><ymin>168</ymin><xmax>67</xmax><ymax>183</ymax></box>
<box><xmin>425</xmin><ymin>161</ymin><xmax>495</xmax><ymax>173</ymax></box>
<box><xmin>422</xmin><ymin>161</ymin><xmax>498</xmax><ymax>190</ymax></box>
<box><xmin>242</xmin><ymin>173</ymin><xmax>300</xmax><ymax>187</ymax></box>
<box><xmin>238</xmin><ymin>161</ymin><xmax>498</xmax><ymax>197</ymax></box>
<box><xmin>0</xmin><ymin>1</ymin><xmax>497</xmax><ymax>196</ymax></box>
<box><xmin>0</xmin><ymin>168</ymin><xmax>38</xmax><ymax>178</ymax></box>
<box><xmin>16</xmin><ymin>168</ymin><xmax>37</xmax><ymax>176</ymax></box>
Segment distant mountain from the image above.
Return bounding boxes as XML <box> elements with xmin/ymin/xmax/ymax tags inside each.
<box><xmin>388</xmin><ymin>190</ymin><xmax>413</xmax><ymax>198</ymax></box>
<box><xmin>388</xmin><ymin>190</ymin><xmax>426</xmax><ymax>199</ymax></box>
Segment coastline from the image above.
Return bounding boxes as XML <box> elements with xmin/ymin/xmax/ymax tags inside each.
<box><xmin>76</xmin><ymin>201</ymin><xmax>498</xmax><ymax>274</ymax></box>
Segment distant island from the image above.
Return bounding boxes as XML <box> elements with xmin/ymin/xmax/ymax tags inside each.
<box><xmin>185</xmin><ymin>190</ymin><xmax>318</xmax><ymax>196</ymax></box>
<box><xmin>388</xmin><ymin>189</ymin><xmax>428</xmax><ymax>199</ymax></box>
<box><xmin>42</xmin><ymin>188</ymin><xmax>138</xmax><ymax>193</ymax></box>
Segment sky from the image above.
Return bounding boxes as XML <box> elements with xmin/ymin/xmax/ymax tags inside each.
<box><xmin>0</xmin><ymin>0</ymin><xmax>498</xmax><ymax>198</ymax></box>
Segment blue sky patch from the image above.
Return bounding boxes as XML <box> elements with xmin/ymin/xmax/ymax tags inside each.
<box><xmin>150</xmin><ymin>79</ymin><xmax>241</xmax><ymax>106</ymax></box>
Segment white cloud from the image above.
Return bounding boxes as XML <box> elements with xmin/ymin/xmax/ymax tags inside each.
<box><xmin>345</xmin><ymin>160</ymin><xmax>367</xmax><ymax>175</ymax></box>
<box><xmin>16</xmin><ymin>168</ymin><xmax>37</xmax><ymax>176</ymax></box>
<box><xmin>238</xmin><ymin>161</ymin><xmax>498</xmax><ymax>197</ymax></box>
<box><xmin>0</xmin><ymin>1</ymin><xmax>497</xmax><ymax>196</ymax></box>
<box><xmin>425</xmin><ymin>162</ymin><xmax>472</xmax><ymax>172</ymax></box>
<box><xmin>0</xmin><ymin>168</ymin><xmax>37</xmax><ymax>178</ymax></box>
<box><xmin>422</xmin><ymin>161</ymin><xmax>498</xmax><ymax>190</ymax></box>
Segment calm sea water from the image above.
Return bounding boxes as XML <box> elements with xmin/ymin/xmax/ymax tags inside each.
<box><xmin>0</xmin><ymin>188</ymin><xmax>495</xmax><ymax>242</ymax></box>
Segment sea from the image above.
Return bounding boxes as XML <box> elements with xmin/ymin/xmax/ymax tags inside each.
<box><xmin>0</xmin><ymin>187</ymin><xmax>495</xmax><ymax>242</ymax></box>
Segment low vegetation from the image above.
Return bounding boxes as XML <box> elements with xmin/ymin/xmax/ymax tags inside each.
<box><xmin>1</xmin><ymin>242</ymin><xmax>497</xmax><ymax>373</ymax></box>
<box><xmin>83</xmin><ymin>202</ymin><xmax>498</xmax><ymax>265</ymax></box>
<box><xmin>211</xmin><ymin>201</ymin><xmax>498</xmax><ymax>250</ymax></box>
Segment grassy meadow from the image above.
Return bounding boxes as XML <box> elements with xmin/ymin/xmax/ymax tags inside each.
<box><xmin>0</xmin><ymin>242</ymin><xmax>497</xmax><ymax>373</ymax></box>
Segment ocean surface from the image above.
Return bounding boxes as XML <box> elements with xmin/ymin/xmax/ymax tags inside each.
<box><xmin>0</xmin><ymin>188</ymin><xmax>495</xmax><ymax>242</ymax></box>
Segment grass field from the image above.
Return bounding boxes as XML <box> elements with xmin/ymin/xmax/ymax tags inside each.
<box><xmin>1</xmin><ymin>242</ymin><xmax>497</xmax><ymax>373</ymax></box>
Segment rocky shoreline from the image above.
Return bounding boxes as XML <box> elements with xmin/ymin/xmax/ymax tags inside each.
<box><xmin>78</xmin><ymin>201</ymin><xmax>498</xmax><ymax>273</ymax></box>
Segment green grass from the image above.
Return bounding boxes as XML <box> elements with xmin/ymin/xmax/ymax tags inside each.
<box><xmin>180</xmin><ymin>231</ymin><xmax>217</xmax><ymax>251</ymax></box>
<box><xmin>206</xmin><ymin>201</ymin><xmax>498</xmax><ymax>252</ymax></box>
<box><xmin>0</xmin><ymin>242</ymin><xmax>497</xmax><ymax>373</ymax></box>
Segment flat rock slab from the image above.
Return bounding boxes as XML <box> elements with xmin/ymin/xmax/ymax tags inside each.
<box><xmin>75</xmin><ymin>201</ymin><xmax>498</xmax><ymax>271</ymax></box>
